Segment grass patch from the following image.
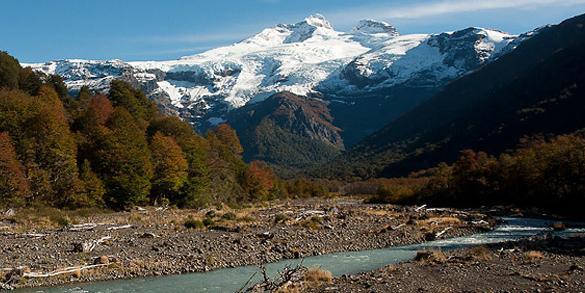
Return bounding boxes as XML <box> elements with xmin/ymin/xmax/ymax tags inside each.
<box><xmin>304</xmin><ymin>267</ymin><xmax>333</xmax><ymax>284</ymax></box>
<box><xmin>467</xmin><ymin>246</ymin><xmax>493</xmax><ymax>261</ymax></box>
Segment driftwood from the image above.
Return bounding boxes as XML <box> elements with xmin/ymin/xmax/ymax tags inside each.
<box><xmin>23</xmin><ymin>263</ymin><xmax>110</xmax><ymax>278</ymax></box>
<box><xmin>415</xmin><ymin>204</ymin><xmax>428</xmax><ymax>212</ymax></box>
<box><xmin>435</xmin><ymin>227</ymin><xmax>452</xmax><ymax>238</ymax></box>
<box><xmin>241</xmin><ymin>260</ymin><xmax>306</xmax><ymax>292</ymax></box>
<box><xmin>294</xmin><ymin>210</ymin><xmax>326</xmax><ymax>222</ymax></box>
<box><xmin>107</xmin><ymin>224</ymin><xmax>132</xmax><ymax>231</ymax></box>
<box><xmin>1</xmin><ymin>263</ymin><xmax>111</xmax><ymax>288</ymax></box>
<box><xmin>21</xmin><ymin>233</ymin><xmax>47</xmax><ymax>238</ymax></box>
<box><xmin>68</xmin><ymin>223</ymin><xmax>97</xmax><ymax>231</ymax></box>
<box><xmin>73</xmin><ymin>236</ymin><xmax>112</xmax><ymax>253</ymax></box>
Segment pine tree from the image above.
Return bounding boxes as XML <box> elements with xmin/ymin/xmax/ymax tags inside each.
<box><xmin>149</xmin><ymin>132</ymin><xmax>188</xmax><ymax>204</ymax></box>
<box><xmin>0</xmin><ymin>132</ymin><xmax>29</xmax><ymax>205</ymax></box>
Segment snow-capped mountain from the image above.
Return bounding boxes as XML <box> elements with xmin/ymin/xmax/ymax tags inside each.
<box><xmin>25</xmin><ymin>14</ymin><xmax>522</xmax><ymax>130</ymax></box>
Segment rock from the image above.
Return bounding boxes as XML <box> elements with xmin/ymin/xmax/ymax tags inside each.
<box><xmin>424</xmin><ymin>232</ymin><xmax>436</xmax><ymax>241</ymax></box>
<box><xmin>258</xmin><ymin>232</ymin><xmax>274</xmax><ymax>240</ymax></box>
<box><xmin>72</xmin><ymin>241</ymin><xmax>96</xmax><ymax>253</ymax></box>
<box><xmin>569</xmin><ymin>264</ymin><xmax>584</xmax><ymax>272</ymax></box>
<box><xmin>3</xmin><ymin>208</ymin><xmax>15</xmax><ymax>217</ymax></box>
<box><xmin>94</xmin><ymin>256</ymin><xmax>110</xmax><ymax>265</ymax></box>
<box><xmin>140</xmin><ymin>232</ymin><xmax>157</xmax><ymax>238</ymax></box>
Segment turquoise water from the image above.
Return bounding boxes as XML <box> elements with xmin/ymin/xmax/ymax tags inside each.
<box><xmin>16</xmin><ymin>217</ymin><xmax>585</xmax><ymax>293</ymax></box>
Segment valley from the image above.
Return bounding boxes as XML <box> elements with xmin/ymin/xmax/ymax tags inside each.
<box><xmin>1</xmin><ymin>3</ymin><xmax>585</xmax><ymax>292</ymax></box>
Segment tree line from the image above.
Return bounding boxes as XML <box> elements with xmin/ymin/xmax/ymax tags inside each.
<box><xmin>0</xmin><ymin>51</ymin><xmax>324</xmax><ymax>209</ymax></box>
<box><xmin>368</xmin><ymin>133</ymin><xmax>585</xmax><ymax>216</ymax></box>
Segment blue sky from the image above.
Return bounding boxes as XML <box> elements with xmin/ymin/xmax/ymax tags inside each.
<box><xmin>3</xmin><ymin>0</ymin><xmax>585</xmax><ymax>62</ymax></box>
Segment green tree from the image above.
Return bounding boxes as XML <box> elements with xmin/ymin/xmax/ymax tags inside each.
<box><xmin>18</xmin><ymin>67</ymin><xmax>43</xmax><ymax>96</ymax></box>
<box><xmin>94</xmin><ymin>108</ymin><xmax>153</xmax><ymax>208</ymax></box>
<box><xmin>109</xmin><ymin>80</ymin><xmax>157</xmax><ymax>126</ymax></box>
<box><xmin>0</xmin><ymin>51</ymin><xmax>20</xmax><ymax>90</ymax></box>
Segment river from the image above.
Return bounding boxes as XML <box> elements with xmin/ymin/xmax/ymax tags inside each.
<box><xmin>16</xmin><ymin>217</ymin><xmax>585</xmax><ymax>293</ymax></box>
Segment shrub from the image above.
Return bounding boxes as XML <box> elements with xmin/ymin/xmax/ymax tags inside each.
<box><xmin>202</xmin><ymin>217</ymin><xmax>214</xmax><ymax>227</ymax></box>
<box><xmin>221</xmin><ymin>212</ymin><xmax>237</xmax><ymax>221</ymax></box>
<box><xmin>301</xmin><ymin>216</ymin><xmax>323</xmax><ymax>230</ymax></box>
<box><xmin>467</xmin><ymin>246</ymin><xmax>493</xmax><ymax>261</ymax></box>
<box><xmin>524</xmin><ymin>250</ymin><xmax>544</xmax><ymax>261</ymax></box>
<box><xmin>183</xmin><ymin>217</ymin><xmax>204</xmax><ymax>229</ymax></box>
<box><xmin>303</xmin><ymin>267</ymin><xmax>333</xmax><ymax>284</ymax></box>
<box><xmin>274</xmin><ymin>213</ymin><xmax>289</xmax><ymax>223</ymax></box>
<box><xmin>415</xmin><ymin>250</ymin><xmax>448</xmax><ymax>263</ymax></box>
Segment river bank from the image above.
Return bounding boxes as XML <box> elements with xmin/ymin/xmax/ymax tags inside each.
<box><xmin>308</xmin><ymin>227</ymin><xmax>585</xmax><ymax>292</ymax></box>
<box><xmin>0</xmin><ymin>198</ymin><xmax>492</xmax><ymax>290</ymax></box>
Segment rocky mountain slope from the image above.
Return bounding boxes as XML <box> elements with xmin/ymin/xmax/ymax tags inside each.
<box><xmin>324</xmin><ymin>13</ymin><xmax>585</xmax><ymax>179</ymax></box>
<box><xmin>25</xmin><ymin>15</ymin><xmax>518</xmax><ymax>129</ymax></box>
<box><xmin>24</xmin><ymin>14</ymin><xmax>527</xmax><ymax>171</ymax></box>
<box><xmin>226</xmin><ymin>92</ymin><xmax>342</xmax><ymax>173</ymax></box>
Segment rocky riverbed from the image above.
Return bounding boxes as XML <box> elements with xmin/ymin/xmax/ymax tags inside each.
<box><xmin>0</xmin><ymin>198</ymin><xmax>493</xmax><ymax>290</ymax></box>
<box><xmin>308</xmin><ymin>233</ymin><xmax>585</xmax><ymax>292</ymax></box>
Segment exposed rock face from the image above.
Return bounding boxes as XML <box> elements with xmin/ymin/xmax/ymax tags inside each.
<box><xmin>23</xmin><ymin>15</ymin><xmax>531</xmax><ymax>171</ymax></box>
<box><xmin>227</xmin><ymin>92</ymin><xmax>343</xmax><ymax>171</ymax></box>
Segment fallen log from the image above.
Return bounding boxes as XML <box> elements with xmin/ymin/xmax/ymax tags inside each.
<box><xmin>107</xmin><ymin>224</ymin><xmax>132</xmax><ymax>231</ymax></box>
<box><xmin>72</xmin><ymin>236</ymin><xmax>112</xmax><ymax>253</ymax></box>
<box><xmin>21</xmin><ymin>233</ymin><xmax>47</xmax><ymax>238</ymax></box>
<box><xmin>435</xmin><ymin>227</ymin><xmax>452</xmax><ymax>238</ymax></box>
<box><xmin>415</xmin><ymin>205</ymin><xmax>427</xmax><ymax>212</ymax></box>
<box><xmin>68</xmin><ymin>223</ymin><xmax>97</xmax><ymax>231</ymax></box>
<box><xmin>23</xmin><ymin>263</ymin><xmax>111</xmax><ymax>278</ymax></box>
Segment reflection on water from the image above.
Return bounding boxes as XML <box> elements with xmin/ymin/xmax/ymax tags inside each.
<box><xmin>17</xmin><ymin>217</ymin><xmax>585</xmax><ymax>293</ymax></box>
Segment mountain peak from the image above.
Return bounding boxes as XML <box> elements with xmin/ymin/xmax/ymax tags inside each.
<box><xmin>353</xmin><ymin>19</ymin><xmax>399</xmax><ymax>36</ymax></box>
<box><xmin>304</xmin><ymin>14</ymin><xmax>333</xmax><ymax>29</ymax></box>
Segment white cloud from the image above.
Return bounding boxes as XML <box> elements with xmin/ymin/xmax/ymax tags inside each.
<box><xmin>326</xmin><ymin>0</ymin><xmax>585</xmax><ymax>24</ymax></box>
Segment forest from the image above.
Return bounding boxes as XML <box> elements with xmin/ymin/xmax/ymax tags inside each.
<box><xmin>368</xmin><ymin>133</ymin><xmax>585</xmax><ymax>217</ymax></box>
<box><xmin>0</xmin><ymin>51</ymin><xmax>325</xmax><ymax>210</ymax></box>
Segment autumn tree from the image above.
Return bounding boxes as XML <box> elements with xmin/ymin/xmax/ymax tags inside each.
<box><xmin>0</xmin><ymin>132</ymin><xmax>29</xmax><ymax>205</ymax></box>
<box><xmin>206</xmin><ymin>124</ymin><xmax>247</xmax><ymax>205</ymax></box>
<box><xmin>241</xmin><ymin>161</ymin><xmax>277</xmax><ymax>201</ymax></box>
<box><xmin>148</xmin><ymin>116</ymin><xmax>210</xmax><ymax>207</ymax></box>
<box><xmin>23</xmin><ymin>86</ymin><xmax>80</xmax><ymax>205</ymax></box>
<box><xmin>149</xmin><ymin>132</ymin><xmax>188</xmax><ymax>204</ymax></box>
<box><xmin>69</xmin><ymin>159</ymin><xmax>106</xmax><ymax>207</ymax></box>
